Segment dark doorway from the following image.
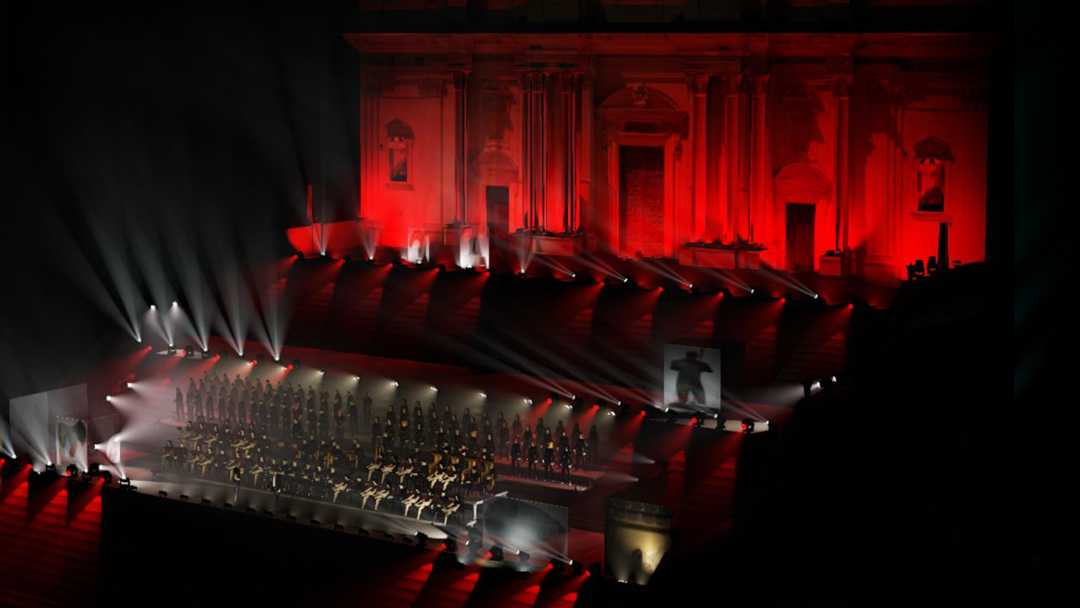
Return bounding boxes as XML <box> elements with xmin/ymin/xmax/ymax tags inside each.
<box><xmin>486</xmin><ymin>186</ymin><xmax>511</xmax><ymax>273</ymax></box>
<box><xmin>619</xmin><ymin>146</ymin><xmax>664</xmax><ymax>257</ymax></box>
<box><xmin>785</xmin><ymin>203</ymin><xmax>815</xmax><ymax>272</ymax></box>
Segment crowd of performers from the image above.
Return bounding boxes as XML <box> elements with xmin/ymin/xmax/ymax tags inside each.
<box><xmin>162</xmin><ymin>371</ymin><xmax>603</xmax><ymax>523</ymax></box>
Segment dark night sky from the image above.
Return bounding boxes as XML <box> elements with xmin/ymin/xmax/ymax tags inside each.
<box><xmin>6</xmin><ymin>6</ymin><xmax>360</xmax><ymax>404</ymax></box>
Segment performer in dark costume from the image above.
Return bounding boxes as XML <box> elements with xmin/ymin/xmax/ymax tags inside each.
<box><xmin>670</xmin><ymin>350</ymin><xmax>714</xmax><ymax>406</ymax></box>
<box><xmin>175</xmin><ymin>387</ymin><xmax>185</xmax><ymax>421</ymax></box>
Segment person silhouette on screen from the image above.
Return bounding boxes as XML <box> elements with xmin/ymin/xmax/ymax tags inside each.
<box><xmin>670</xmin><ymin>350</ymin><xmax>713</xmax><ymax>406</ymax></box>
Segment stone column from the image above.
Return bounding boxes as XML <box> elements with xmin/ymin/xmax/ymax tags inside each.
<box><xmin>546</xmin><ymin>71</ymin><xmax>571</xmax><ymax>234</ymax></box>
<box><xmin>834</xmin><ymin>74</ymin><xmax>852</xmax><ymax>255</ymax></box>
<box><xmin>720</xmin><ymin>74</ymin><xmax>743</xmax><ymax>242</ymax></box>
<box><xmin>748</xmin><ymin>73</ymin><xmax>771</xmax><ymax>246</ymax></box>
<box><xmin>521</xmin><ymin>71</ymin><xmax>548</xmax><ymax>230</ymax></box>
<box><xmin>691</xmin><ymin>73</ymin><xmax>710</xmax><ymax>242</ymax></box>
<box><xmin>578</xmin><ymin>70</ymin><xmax>593</xmax><ymax>235</ymax></box>
<box><xmin>359</xmin><ymin>74</ymin><xmax>381</xmax><ymax>219</ymax></box>
<box><xmin>521</xmin><ymin>72</ymin><xmax>532</xmax><ymax>229</ymax></box>
<box><xmin>566</xmin><ymin>72</ymin><xmax>580</xmax><ymax>233</ymax></box>
<box><xmin>453</xmin><ymin>70</ymin><xmax>470</xmax><ymax>224</ymax></box>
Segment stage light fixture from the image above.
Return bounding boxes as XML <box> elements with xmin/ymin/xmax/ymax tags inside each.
<box><xmin>479</xmin><ymin>392</ymin><xmax>487</xmax><ymax>398</ymax></box>
<box><xmin>171</xmin><ymin>301</ymin><xmax>178</xmax><ymax>308</ymax></box>
<box><xmin>623</xmin><ymin>277</ymin><xmax>629</xmax><ymax>283</ymax></box>
<box><xmin>149</xmin><ymin>305</ymin><xmax>156</xmax><ymax>311</ymax></box>
<box><xmin>126</xmin><ymin>382</ymin><xmax>133</xmax><ymax>389</ymax></box>
<box><xmin>740</xmin><ymin>419</ymin><xmax>755</xmax><ymax>434</ymax></box>
<box><xmin>831</xmin><ymin>375</ymin><xmax>838</xmax><ymax>383</ymax></box>
<box><xmin>813</xmin><ymin>293</ymin><xmax>820</xmax><ymax>299</ymax></box>
<box><xmin>750</xmin><ymin>288</ymin><xmax>755</xmax><ymax>294</ymax></box>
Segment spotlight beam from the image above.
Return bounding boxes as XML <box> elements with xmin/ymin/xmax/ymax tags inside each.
<box><xmin>632</xmin><ymin>257</ymin><xmax>691</xmax><ymax>287</ymax></box>
<box><xmin>573</xmin><ymin>251</ymin><xmax>627</xmax><ymax>281</ymax></box>
<box><xmin>757</xmin><ymin>263</ymin><xmax>817</xmax><ymax>298</ymax></box>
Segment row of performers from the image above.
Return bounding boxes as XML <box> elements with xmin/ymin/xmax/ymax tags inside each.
<box><xmin>175</xmin><ymin>376</ymin><xmax>375</xmax><ymax>439</ymax></box>
<box><xmin>176</xmin><ymin>379</ymin><xmax>604</xmax><ymax>473</ymax></box>
<box><xmin>161</xmin><ymin>420</ymin><xmax>500</xmax><ymax>524</ymax></box>
<box><xmin>375</xmin><ymin>399</ymin><xmax>602</xmax><ymax>469</ymax></box>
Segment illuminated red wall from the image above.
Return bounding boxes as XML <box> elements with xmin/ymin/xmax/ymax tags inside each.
<box><xmin>341</xmin><ymin>33</ymin><xmax>989</xmax><ymax>280</ymax></box>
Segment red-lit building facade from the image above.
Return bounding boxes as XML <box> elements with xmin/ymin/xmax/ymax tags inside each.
<box><xmin>343</xmin><ymin>31</ymin><xmax>990</xmax><ymax>280</ymax></box>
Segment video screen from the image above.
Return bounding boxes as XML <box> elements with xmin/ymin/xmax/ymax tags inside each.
<box><xmin>8</xmin><ymin>383</ymin><xmax>88</xmax><ymax>471</ymax></box>
<box><xmin>663</xmin><ymin>344</ymin><xmax>722</xmax><ymax>413</ymax></box>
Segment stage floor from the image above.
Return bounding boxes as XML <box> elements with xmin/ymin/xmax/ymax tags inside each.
<box><xmin>91</xmin><ymin>344</ymin><xmax>795</xmax><ymax>566</ymax></box>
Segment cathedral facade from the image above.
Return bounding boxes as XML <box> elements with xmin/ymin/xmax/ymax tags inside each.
<box><xmin>345</xmin><ymin>32</ymin><xmax>990</xmax><ymax>280</ymax></box>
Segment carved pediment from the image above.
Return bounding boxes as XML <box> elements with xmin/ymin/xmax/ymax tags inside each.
<box><xmin>774</xmin><ymin>163</ymin><xmax>833</xmax><ymax>201</ymax></box>
<box><xmin>600</xmin><ymin>84</ymin><xmax>679</xmax><ymax>111</ymax></box>
<box><xmin>475</xmin><ymin>138</ymin><xmax>519</xmax><ymax>184</ymax></box>
<box><xmin>600</xmin><ymin>84</ymin><xmax>687</xmax><ymax>138</ymax></box>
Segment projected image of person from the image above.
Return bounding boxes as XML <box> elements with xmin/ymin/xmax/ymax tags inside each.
<box><xmin>670</xmin><ymin>350</ymin><xmax>714</xmax><ymax>406</ymax></box>
<box><xmin>57</xmin><ymin>418</ymin><xmax>87</xmax><ymax>471</ymax></box>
